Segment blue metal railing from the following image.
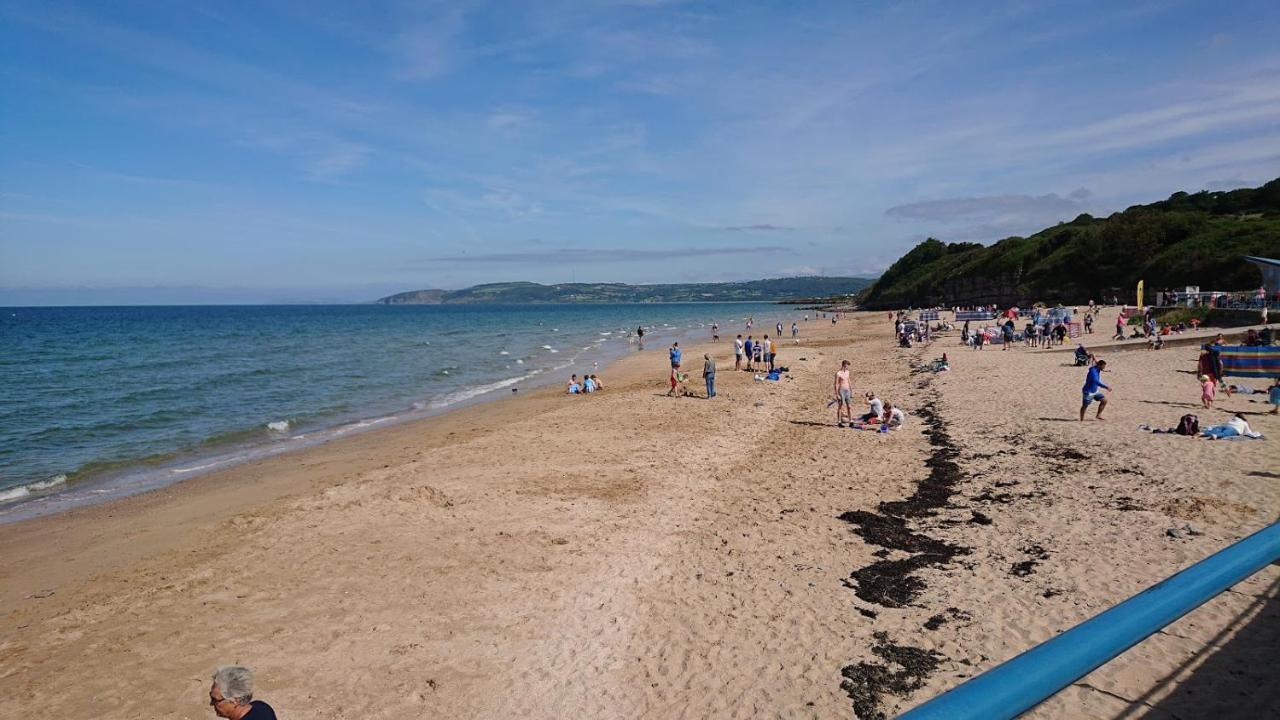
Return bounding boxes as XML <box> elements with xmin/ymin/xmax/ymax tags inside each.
<box><xmin>898</xmin><ymin>522</ymin><xmax>1280</xmax><ymax>720</ymax></box>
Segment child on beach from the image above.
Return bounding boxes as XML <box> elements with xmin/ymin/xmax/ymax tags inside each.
<box><xmin>1270</xmin><ymin>378</ymin><xmax>1280</xmax><ymax>414</ymax></box>
<box><xmin>1199</xmin><ymin>374</ymin><xmax>1215</xmax><ymax>409</ymax></box>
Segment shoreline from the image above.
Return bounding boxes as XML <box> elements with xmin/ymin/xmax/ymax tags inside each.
<box><xmin>0</xmin><ymin>306</ymin><xmax>792</xmax><ymax>524</ymax></box>
<box><xmin>2</xmin><ymin>312</ymin><xmax>1275</xmax><ymax>718</ymax></box>
<box><xmin>0</xmin><ymin>317</ymin><xmax>814</xmax><ymax>607</ymax></box>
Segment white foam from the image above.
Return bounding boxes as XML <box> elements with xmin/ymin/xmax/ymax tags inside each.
<box><xmin>499</xmin><ymin>350</ymin><xmax>509</xmax><ymax>355</ymax></box>
<box><xmin>266</xmin><ymin>420</ymin><xmax>290</xmax><ymax>432</ymax></box>
<box><xmin>171</xmin><ymin>460</ymin><xmax>225</xmax><ymax>474</ymax></box>
<box><xmin>0</xmin><ymin>474</ymin><xmax>67</xmax><ymax>504</ymax></box>
<box><xmin>427</xmin><ymin>371</ymin><xmax>540</xmax><ymax>409</ymax></box>
<box><xmin>515</xmin><ymin>359</ymin><xmax>524</xmax><ymax>364</ymax></box>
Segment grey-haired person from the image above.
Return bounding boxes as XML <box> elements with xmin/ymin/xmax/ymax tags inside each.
<box><xmin>209</xmin><ymin>665</ymin><xmax>277</xmax><ymax>719</ymax></box>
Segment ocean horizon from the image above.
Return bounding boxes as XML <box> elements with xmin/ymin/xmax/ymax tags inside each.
<box><xmin>0</xmin><ymin>302</ymin><xmax>805</xmax><ymax>522</ymax></box>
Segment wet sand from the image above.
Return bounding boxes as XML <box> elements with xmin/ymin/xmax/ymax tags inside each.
<box><xmin>1</xmin><ymin>311</ymin><xmax>1276</xmax><ymax>718</ymax></box>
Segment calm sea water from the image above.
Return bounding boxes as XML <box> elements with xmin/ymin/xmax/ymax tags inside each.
<box><xmin>0</xmin><ymin>303</ymin><xmax>801</xmax><ymax>520</ymax></box>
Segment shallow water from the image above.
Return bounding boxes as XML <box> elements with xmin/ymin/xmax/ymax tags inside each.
<box><xmin>0</xmin><ymin>303</ymin><xmax>800</xmax><ymax>518</ymax></box>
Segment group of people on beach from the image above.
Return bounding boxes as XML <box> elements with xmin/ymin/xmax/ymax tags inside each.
<box><xmin>832</xmin><ymin>359</ymin><xmax>905</xmax><ymax>430</ymax></box>
<box><xmin>565</xmin><ymin>372</ymin><xmax>604</xmax><ymax>394</ymax></box>
<box><xmin>733</xmin><ymin>334</ymin><xmax>780</xmax><ymax>372</ymax></box>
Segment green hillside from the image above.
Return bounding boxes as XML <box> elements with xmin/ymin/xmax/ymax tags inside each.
<box><xmin>376</xmin><ymin>276</ymin><xmax>875</xmax><ymax>305</ymax></box>
<box><xmin>860</xmin><ymin>178</ymin><xmax>1280</xmax><ymax>309</ymax></box>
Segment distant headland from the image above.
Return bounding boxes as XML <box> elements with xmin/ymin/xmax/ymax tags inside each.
<box><xmin>375</xmin><ymin>276</ymin><xmax>876</xmax><ymax>305</ymax></box>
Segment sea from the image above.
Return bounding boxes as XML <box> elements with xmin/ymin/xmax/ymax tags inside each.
<box><xmin>0</xmin><ymin>303</ymin><xmax>805</xmax><ymax>522</ymax></box>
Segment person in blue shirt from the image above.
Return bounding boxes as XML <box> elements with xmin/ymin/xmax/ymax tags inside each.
<box><xmin>1079</xmin><ymin>359</ymin><xmax>1111</xmax><ymax>421</ymax></box>
<box><xmin>743</xmin><ymin>336</ymin><xmax>754</xmax><ymax>371</ymax></box>
<box><xmin>669</xmin><ymin>342</ymin><xmax>682</xmax><ymax>369</ymax></box>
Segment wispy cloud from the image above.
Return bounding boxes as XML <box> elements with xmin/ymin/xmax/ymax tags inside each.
<box><xmin>886</xmin><ymin>193</ymin><xmax>1086</xmax><ymax>222</ymax></box>
<box><xmin>431</xmin><ymin>246</ymin><xmax>791</xmax><ymax>264</ymax></box>
<box><xmin>719</xmin><ymin>224</ymin><xmax>796</xmax><ymax>232</ymax></box>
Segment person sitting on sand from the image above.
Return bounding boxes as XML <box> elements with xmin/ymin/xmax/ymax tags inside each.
<box><xmin>1073</xmin><ymin>344</ymin><xmax>1094</xmax><ymax>366</ymax></box>
<box><xmin>861</xmin><ymin>391</ymin><xmax>884</xmax><ymax>423</ymax></box>
<box><xmin>209</xmin><ymin>666</ymin><xmax>276</xmax><ymax>720</ymax></box>
<box><xmin>883</xmin><ymin>403</ymin><xmax>906</xmax><ymax>428</ymax></box>
<box><xmin>567</xmin><ymin>374</ymin><xmax>581</xmax><ymax>394</ymax></box>
<box><xmin>582</xmin><ymin>374</ymin><xmax>596</xmax><ymax>393</ymax></box>
<box><xmin>1079</xmin><ymin>359</ymin><xmax>1111</xmax><ymax>421</ymax></box>
<box><xmin>591</xmin><ymin>374</ymin><xmax>603</xmax><ymax>390</ymax></box>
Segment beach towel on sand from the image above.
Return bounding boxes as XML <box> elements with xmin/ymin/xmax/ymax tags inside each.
<box><xmin>1218</xmin><ymin>346</ymin><xmax>1280</xmax><ymax>379</ymax></box>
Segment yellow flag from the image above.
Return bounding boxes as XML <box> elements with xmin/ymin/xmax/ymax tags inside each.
<box><xmin>1136</xmin><ymin>280</ymin><xmax>1145</xmax><ymax>309</ymax></box>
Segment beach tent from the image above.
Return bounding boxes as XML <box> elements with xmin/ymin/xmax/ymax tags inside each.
<box><xmin>918</xmin><ymin>309</ymin><xmax>940</xmax><ymax>321</ymax></box>
<box><xmin>1218</xmin><ymin>346</ymin><xmax>1280</xmax><ymax>378</ymax></box>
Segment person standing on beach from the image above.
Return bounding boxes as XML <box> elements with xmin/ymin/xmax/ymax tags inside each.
<box><xmin>711</xmin><ymin>322</ymin><xmax>719</xmax><ymax>342</ymax></box>
<box><xmin>703</xmin><ymin>353</ymin><xmax>716</xmax><ymax>399</ymax></box>
<box><xmin>777</xmin><ymin>321</ymin><xmax>784</xmax><ymax>337</ymax></box>
<box><xmin>1079</xmin><ymin>359</ymin><xmax>1111</xmax><ymax>421</ymax></box>
<box><xmin>636</xmin><ymin>325</ymin><xmax>645</xmax><ymax>350</ymax></box>
<box><xmin>669</xmin><ymin>341</ymin><xmax>681</xmax><ymax>370</ymax></box>
<box><xmin>763</xmin><ymin>334</ymin><xmax>774</xmax><ymax>371</ymax></box>
<box><xmin>744</xmin><ymin>336</ymin><xmax>754</xmax><ymax>371</ymax></box>
<box><xmin>734</xmin><ymin>334</ymin><xmax>744</xmax><ymax>370</ymax></box>
<box><xmin>834</xmin><ymin>360</ymin><xmax>854</xmax><ymax>426</ymax></box>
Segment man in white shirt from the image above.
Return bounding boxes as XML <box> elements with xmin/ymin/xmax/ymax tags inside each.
<box><xmin>734</xmin><ymin>334</ymin><xmax>745</xmax><ymax>370</ymax></box>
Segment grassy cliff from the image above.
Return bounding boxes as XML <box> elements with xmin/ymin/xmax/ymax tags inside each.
<box><xmin>860</xmin><ymin>178</ymin><xmax>1280</xmax><ymax>309</ymax></box>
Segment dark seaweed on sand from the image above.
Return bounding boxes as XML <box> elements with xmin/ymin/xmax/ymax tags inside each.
<box><xmin>840</xmin><ymin>631</ymin><xmax>944</xmax><ymax>720</ymax></box>
<box><xmin>839</xmin><ymin>399</ymin><xmax>971</xmax><ymax>608</ymax></box>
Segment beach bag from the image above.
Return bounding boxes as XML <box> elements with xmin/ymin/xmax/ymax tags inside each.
<box><xmin>1174</xmin><ymin>414</ymin><xmax>1199</xmax><ymax>436</ymax></box>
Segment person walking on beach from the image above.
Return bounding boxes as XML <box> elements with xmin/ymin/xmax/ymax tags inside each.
<box><xmin>209</xmin><ymin>666</ymin><xmax>276</xmax><ymax>719</ymax></box>
<box><xmin>669</xmin><ymin>341</ymin><xmax>681</xmax><ymax>369</ymax></box>
<box><xmin>791</xmin><ymin>322</ymin><xmax>798</xmax><ymax>338</ymax></box>
<box><xmin>834</xmin><ymin>360</ymin><xmax>854</xmax><ymax>426</ymax></box>
<box><xmin>636</xmin><ymin>325</ymin><xmax>645</xmax><ymax>349</ymax></box>
<box><xmin>1079</xmin><ymin>359</ymin><xmax>1111</xmax><ymax>421</ymax></box>
<box><xmin>1200</xmin><ymin>374</ymin><xmax>1216</xmax><ymax>409</ymax></box>
<box><xmin>711</xmin><ymin>322</ymin><xmax>719</xmax><ymax>342</ymax></box>
<box><xmin>734</xmin><ymin>334</ymin><xmax>744</xmax><ymax>370</ymax></box>
<box><xmin>703</xmin><ymin>353</ymin><xmax>717</xmax><ymax>399</ymax></box>
<box><xmin>1113</xmin><ymin>314</ymin><xmax>1125</xmax><ymax>340</ymax></box>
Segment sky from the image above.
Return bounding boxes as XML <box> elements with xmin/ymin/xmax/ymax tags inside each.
<box><xmin>2</xmin><ymin>0</ymin><xmax>1279</xmax><ymax>304</ymax></box>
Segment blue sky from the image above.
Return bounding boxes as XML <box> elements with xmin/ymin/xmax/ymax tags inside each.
<box><xmin>2</xmin><ymin>0</ymin><xmax>1278</xmax><ymax>304</ymax></box>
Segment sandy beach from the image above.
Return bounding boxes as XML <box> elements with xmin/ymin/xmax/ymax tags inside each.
<box><xmin>1</xmin><ymin>311</ymin><xmax>1276</xmax><ymax>719</ymax></box>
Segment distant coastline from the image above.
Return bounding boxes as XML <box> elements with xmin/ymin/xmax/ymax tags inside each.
<box><xmin>375</xmin><ymin>276</ymin><xmax>875</xmax><ymax>305</ymax></box>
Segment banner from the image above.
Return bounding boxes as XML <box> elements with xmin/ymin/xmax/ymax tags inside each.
<box><xmin>1136</xmin><ymin>280</ymin><xmax>1144</xmax><ymax>309</ymax></box>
